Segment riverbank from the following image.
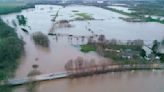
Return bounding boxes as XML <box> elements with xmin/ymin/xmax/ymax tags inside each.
<box><xmin>0</xmin><ymin>18</ymin><xmax>24</xmax><ymax>92</ymax></box>
<box><xmin>69</xmin><ymin>64</ymin><xmax>164</xmax><ymax>77</ymax></box>
<box><xmin>0</xmin><ymin>3</ymin><xmax>28</xmax><ymax>92</ymax></box>
<box><xmin>5</xmin><ymin>64</ymin><xmax>164</xmax><ymax>86</ymax></box>
<box><xmin>1</xmin><ymin>4</ymin><xmax>164</xmax><ymax>92</ymax></box>
<box><xmin>99</xmin><ymin>6</ymin><xmax>164</xmax><ymax>24</ymax></box>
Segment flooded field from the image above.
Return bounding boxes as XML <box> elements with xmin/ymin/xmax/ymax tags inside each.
<box><xmin>107</xmin><ymin>6</ymin><xmax>133</xmax><ymax>13</ymax></box>
<box><xmin>2</xmin><ymin>5</ymin><xmax>164</xmax><ymax>43</ymax></box>
<box><xmin>1</xmin><ymin>5</ymin><xmax>164</xmax><ymax>92</ymax></box>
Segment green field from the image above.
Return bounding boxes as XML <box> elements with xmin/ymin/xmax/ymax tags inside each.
<box><xmin>80</xmin><ymin>44</ymin><xmax>96</xmax><ymax>53</ymax></box>
<box><xmin>75</xmin><ymin>12</ymin><xmax>94</xmax><ymax>20</ymax></box>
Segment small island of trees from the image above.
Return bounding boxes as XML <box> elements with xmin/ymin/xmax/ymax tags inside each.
<box><xmin>32</xmin><ymin>32</ymin><xmax>50</xmax><ymax>47</ymax></box>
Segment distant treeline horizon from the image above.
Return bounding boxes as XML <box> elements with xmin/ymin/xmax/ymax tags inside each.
<box><xmin>0</xmin><ymin>0</ymin><xmax>164</xmax><ymax>3</ymax></box>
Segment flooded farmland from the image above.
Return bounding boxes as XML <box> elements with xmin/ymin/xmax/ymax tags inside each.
<box><xmin>2</xmin><ymin>5</ymin><xmax>164</xmax><ymax>43</ymax></box>
<box><xmin>1</xmin><ymin>5</ymin><xmax>164</xmax><ymax>92</ymax></box>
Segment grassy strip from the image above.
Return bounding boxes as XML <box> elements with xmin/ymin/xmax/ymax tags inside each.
<box><xmin>144</xmin><ymin>17</ymin><xmax>164</xmax><ymax>24</ymax></box>
<box><xmin>75</xmin><ymin>13</ymin><xmax>94</xmax><ymax>20</ymax></box>
<box><xmin>80</xmin><ymin>44</ymin><xmax>96</xmax><ymax>53</ymax></box>
<box><xmin>100</xmin><ymin>6</ymin><xmax>164</xmax><ymax>24</ymax></box>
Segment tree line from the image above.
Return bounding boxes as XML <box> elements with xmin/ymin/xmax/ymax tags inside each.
<box><xmin>0</xmin><ymin>19</ymin><xmax>24</xmax><ymax>92</ymax></box>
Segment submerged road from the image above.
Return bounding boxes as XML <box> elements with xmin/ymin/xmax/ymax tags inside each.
<box><xmin>6</xmin><ymin>71</ymin><xmax>68</xmax><ymax>86</ymax></box>
<box><xmin>3</xmin><ymin>64</ymin><xmax>164</xmax><ymax>86</ymax></box>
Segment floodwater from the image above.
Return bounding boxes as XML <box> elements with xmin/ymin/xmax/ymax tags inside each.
<box><xmin>2</xmin><ymin>5</ymin><xmax>164</xmax><ymax>44</ymax></box>
<box><xmin>14</xmin><ymin>70</ymin><xmax>164</xmax><ymax>92</ymax></box>
<box><xmin>1</xmin><ymin>5</ymin><xmax>164</xmax><ymax>92</ymax></box>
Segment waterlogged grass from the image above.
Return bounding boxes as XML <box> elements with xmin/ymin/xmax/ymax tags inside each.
<box><xmin>80</xmin><ymin>44</ymin><xmax>96</xmax><ymax>53</ymax></box>
<box><xmin>102</xmin><ymin>6</ymin><xmax>164</xmax><ymax>24</ymax></box>
<box><xmin>75</xmin><ymin>13</ymin><xmax>94</xmax><ymax>20</ymax></box>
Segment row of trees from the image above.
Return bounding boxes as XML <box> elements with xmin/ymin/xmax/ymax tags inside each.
<box><xmin>88</xmin><ymin>34</ymin><xmax>144</xmax><ymax>47</ymax></box>
<box><xmin>65</xmin><ymin>57</ymin><xmax>110</xmax><ymax>75</ymax></box>
<box><xmin>0</xmin><ymin>19</ymin><xmax>24</xmax><ymax>92</ymax></box>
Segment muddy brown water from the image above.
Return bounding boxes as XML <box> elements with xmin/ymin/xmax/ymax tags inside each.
<box><xmin>13</xmin><ymin>70</ymin><xmax>164</xmax><ymax>92</ymax></box>
<box><xmin>1</xmin><ymin>5</ymin><xmax>164</xmax><ymax>92</ymax></box>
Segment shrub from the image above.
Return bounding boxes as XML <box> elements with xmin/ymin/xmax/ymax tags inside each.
<box><xmin>32</xmin><ymin>32</ymin><xmax>50</xmax><ymax>47</ymax></box>
<box><xmin>16</xmin><ymin>15</ymin><xmax>27</xmax><ymax>26</ymax></box>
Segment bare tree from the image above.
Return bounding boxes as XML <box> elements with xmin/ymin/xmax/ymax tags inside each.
<box><xmin>98</xmin><ymin>35</ymin><xmax>106</xmax><ymax>43</ymax></box>
<box><xmin>100</xmin><ymin>60</ymin><xmax>108</xmax><ymax>71</ymax></box>
<box><xmin>65</xmin><ymin>59</ymin><xmax>73</xmax><ymax>70</ymax></box>
<box><xmin>96</xmin><ymin>46</ymin><xmax>104</xmax><ymax>56</ymax></box>
<box><xmin>75</xmin><ymin>57</ymin><xmax>84</xmax><ymax>73</ymax></box>
<box><xmin>89</xmin><ymin>59</ymin><xmax>96</xmax><ymax>73</ymax></box>
<box><xmin>88</xmin><ymin>36</ymin><xmax>94</xmax><ymax>44</ymax></box>
<box><xmin>65</xmin><ymin>59</ymin><xmax>74</xmax><ymax>74</ymax></box>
